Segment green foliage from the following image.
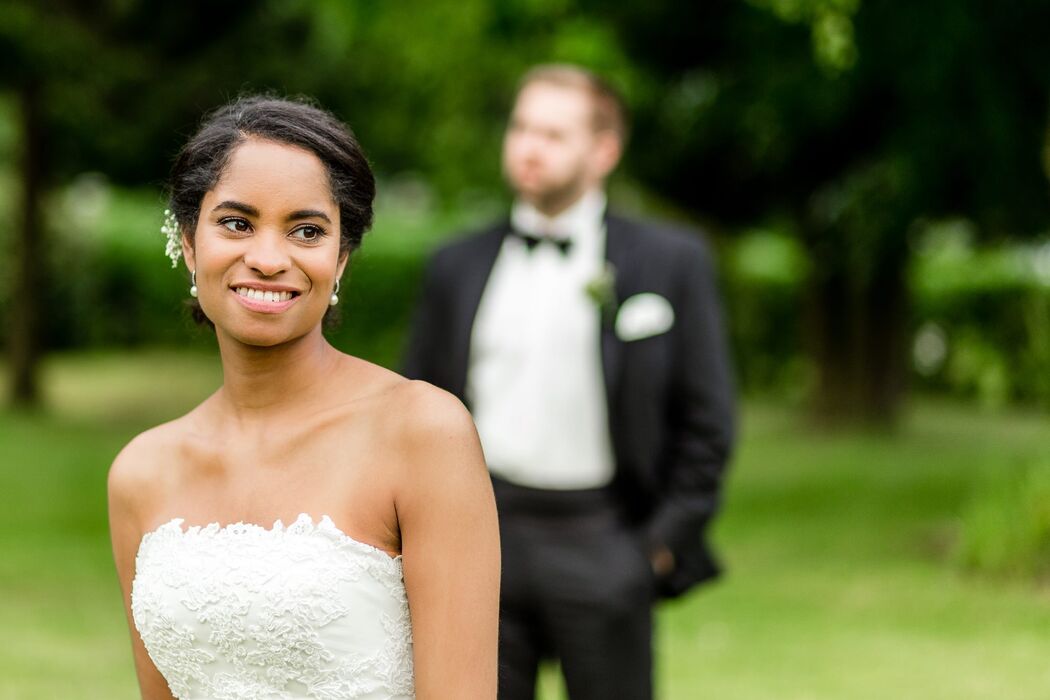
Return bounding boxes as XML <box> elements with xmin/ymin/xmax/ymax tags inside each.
<box><xmin>615</xmin><ymin>0</ymin><xmax>1050</xmax><ymax>234</ymax></box>
<box><xmin>909</xmin><ymin>222</ymin><xmax>1050</xmax><ymax>408</ymax></box>
<box><xmin>31</xmin><ymin>182</ymin><xmax>197</xmax><ymax>350</ymax></box>
<box><xmin>955</xmin><ymin>463</ymin><xmax>1050</xmax><ymax>581</ymax></box>
<box><xmin>720</xmin><ymin>227</ymin><xmax>810</xmax><ymax>396</ymax></box>
<box><xmin>718</xmin><ymin>219</ymin><xmax>1050</xmax><ymax>407</ymax></box>
<box><xmin>600</xmin><ymin>0</ymin><xmax>1050</xmax><ymax>419</ymax></box>
<box><xmin>747</xmin><ymin>0</ymin><xmax>860</xmax><ymax>74</ymax></box>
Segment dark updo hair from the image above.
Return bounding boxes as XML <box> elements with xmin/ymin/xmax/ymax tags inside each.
<box><xmin>168</xmin><ymin>95</ymin><xmax>375</xmax><ymax>258</ymax></box>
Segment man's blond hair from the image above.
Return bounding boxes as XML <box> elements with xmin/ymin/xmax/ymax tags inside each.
<box><xmin>517</xmin><ymin>64</ymin><xmax>629</xmax><ymax>143</ymax></box>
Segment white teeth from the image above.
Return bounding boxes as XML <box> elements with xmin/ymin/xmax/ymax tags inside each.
<box><xmin>234</xmin><ymin>287</ymin><xmax>294</xmax><ymax>302</ymax></box>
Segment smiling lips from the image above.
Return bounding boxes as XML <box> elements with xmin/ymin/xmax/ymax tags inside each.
<box><xmin>231</xmin><ymin>285</ymin><xmax>300</xmax><ymax>313</ymax></box>
<box><xmin>234</xmin><ymin>286</ymin><xmax>295</xmax><ymax>302</ymax></box>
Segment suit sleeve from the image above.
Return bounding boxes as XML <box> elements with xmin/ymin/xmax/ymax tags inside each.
<box><xmin>401</xmin><ymin>250</ymin><xmax>448</xmax><ymax>384</ymax></box>
<box><xmin>644</xmin><ymin>237</ymin><xmax>736</xmax><ymax>589</ymax></box>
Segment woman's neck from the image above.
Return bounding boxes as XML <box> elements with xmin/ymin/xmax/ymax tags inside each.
<box><xmin>213</xmin><ymin>327</ymin><xmax>345</xmax><ymax>422</ymax></box>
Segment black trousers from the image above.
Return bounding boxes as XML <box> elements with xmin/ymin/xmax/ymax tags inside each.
<box><xmin>493</xmin><ymin>477</ymin><xmax>655</xmax><ymax>700</ymax></box>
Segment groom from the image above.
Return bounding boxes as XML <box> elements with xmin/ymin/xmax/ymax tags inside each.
<box><xmin>403</xmin><ymin>64</ymin><xmax>735</xmax><ymax>699</ymax></box>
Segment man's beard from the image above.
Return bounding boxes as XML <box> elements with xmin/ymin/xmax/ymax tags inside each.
<box><xmin>519</xmin><ymin>173</ymin><xmax>588</xmax><ymax>216</ymax></box>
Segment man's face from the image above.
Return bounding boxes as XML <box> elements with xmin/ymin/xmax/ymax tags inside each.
<box><xmin>502</xmin><ymin>82</ymin><xmax>615</xmax><ymax>215</ymax></box>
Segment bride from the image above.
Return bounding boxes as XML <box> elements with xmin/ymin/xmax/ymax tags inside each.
<box><xmin>108</xmin><ymin>96</ymin><xmax>500</xmax><ymax>699</ymax></box>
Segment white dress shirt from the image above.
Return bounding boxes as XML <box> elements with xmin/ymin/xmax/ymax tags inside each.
<box><xmin>467</xmin><ymin>189</ymin><xmax>615</xmax><ymax>489</ymax></box>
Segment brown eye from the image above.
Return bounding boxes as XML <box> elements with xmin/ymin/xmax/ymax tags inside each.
<box><xmin>221</xmin><ymin>218</ymin><xmax>251</xmax><ymax>233</ymax></box>
<box><xmin>291</xmin><ymin>225</ymin><xmax>325</xmax><ymax>243</ymax></box>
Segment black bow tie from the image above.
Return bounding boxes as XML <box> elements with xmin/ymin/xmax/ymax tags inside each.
<box><xmin>509</xmin><ymin>229</ymin><xmax>573</xmax><ymax>256</ymax></box>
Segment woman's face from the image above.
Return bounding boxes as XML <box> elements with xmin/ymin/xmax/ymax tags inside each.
<box><xmin>183</xmin><ymin>137</ymin><xmax>346</xmax><ymax>349</ymax></box>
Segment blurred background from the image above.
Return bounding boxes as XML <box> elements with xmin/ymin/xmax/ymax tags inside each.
<box><xmin>1</xmin><ymin>1</ymin><xmax>1049</xmax><ymax>697</ymax></box>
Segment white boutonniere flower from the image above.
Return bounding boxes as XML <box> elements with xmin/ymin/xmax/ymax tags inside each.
<box><xmin>615</xmin><ymin>293</ymin><xmax>675</xmax><ymax>342</ymax></box>
<box><xmin>584</xmin><ymin>262</ymin><xmax>618</xmax><ymax>324</ymax></box>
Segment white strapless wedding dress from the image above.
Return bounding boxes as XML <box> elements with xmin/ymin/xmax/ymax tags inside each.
<box><xmin>131</xmin><ymin>513</ymin><xmax>414</xmax><ymax>699</ymax></box>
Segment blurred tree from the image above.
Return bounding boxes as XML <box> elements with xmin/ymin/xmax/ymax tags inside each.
<box><xmin>592</xmin><ymin>0</ymin><xmax>1050</xmax><ymax>424</ymax></box>
<box><xmin>0</xmin><ymin>2</ymin><xmax>92</xmax><ymax>406</ymax></box>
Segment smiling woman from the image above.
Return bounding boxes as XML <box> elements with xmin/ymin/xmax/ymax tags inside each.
<box><xmin>165</xmin><ymin>97</ymin><xmax>373</xmax><ymax>331</ymax></box>
<box><xmin>106</xmin><ymin>97</ymin><xmax>500</xmax><ymax>700</ymax></box>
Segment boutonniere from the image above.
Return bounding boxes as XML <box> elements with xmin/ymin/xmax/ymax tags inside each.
<box><xmin>584</xmin><ymin>262</ymin><xmax>618</xmax><ymax>325</ymax></box>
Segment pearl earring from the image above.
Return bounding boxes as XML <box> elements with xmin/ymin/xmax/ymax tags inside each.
<box><xmin>330</xmin><ymin>279</ymin><xmax>340</xmax><ymax>306</ymax></box>
<box><xmin>189</xmin><ymin>270</ymin><xmax>198</xmax><ymax>298</ymax></box>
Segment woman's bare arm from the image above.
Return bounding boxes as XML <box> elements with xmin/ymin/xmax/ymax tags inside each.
<box><xmin>395</xmin><ymin>382</ymin><xmax>500</xmax><ymax>699</ymax></box>
<box><xmin>108</xmin><ymin>438</ymin><xmax>177</xmax><ymax>700</ymax></box>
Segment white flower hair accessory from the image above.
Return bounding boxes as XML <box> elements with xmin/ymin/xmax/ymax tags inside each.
<box><xmin>162</xmin><ymin>208</ymin><xmax>182</xmax><ymax>268</ymax></box>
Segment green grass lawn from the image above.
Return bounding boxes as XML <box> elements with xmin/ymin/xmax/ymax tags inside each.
<box><xmin>1</xmin><ymin>351</ymin><xmax>1048</xmax><ymax>699</ymax></box>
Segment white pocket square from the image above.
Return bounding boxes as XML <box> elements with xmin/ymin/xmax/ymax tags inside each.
<box><xmin>615</xmin><ymin>293</ymin><xmax>675</xmax><ymax>342</ymax></box>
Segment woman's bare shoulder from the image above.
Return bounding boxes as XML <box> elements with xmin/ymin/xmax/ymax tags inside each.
<box><xmin>379</xmin><ymin>380</ymin><xmax>488</xmax><ymax>498</ymax></box>
<box><xmin>384</xmin><ymin>378</ymin><xmax>477</xmax><ymax>445</ymax></box>
<box><xmin>110</xmin><ymin>420</ymin><xmax>180</xmax><ymax>481</ymax></box>
<box><xmin>107</xmin><ymin>404</ymin><xmax>213</xmax><ymax>517</ymax></box>
<box><xmin>334</xmin><ymin>356</ymin><xmax>475</xmax><ymax>438</ymax></box>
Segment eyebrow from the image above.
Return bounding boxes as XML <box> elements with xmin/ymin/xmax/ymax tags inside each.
<box><xmin>212</xmin><ymin>201</ymin><xmax>332</xmax><ymax>224</ymax></box>
<box><xmin>286</xmin><ymin>209</ymin><xmax>332</xmax><ymax>224</ymax></box>
<box><xmin>212</xmin><ymin>200</ymin><xmax>259</xmax><ymax>217</ymax></box>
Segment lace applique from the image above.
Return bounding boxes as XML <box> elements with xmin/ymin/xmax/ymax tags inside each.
<box><xmin>131</xmin><ymin>514</ymin><xmax>414</xmax><ymax>699</ymax></box>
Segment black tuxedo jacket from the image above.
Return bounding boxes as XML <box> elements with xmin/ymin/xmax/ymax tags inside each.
<box><xmin>402</xmin><ymin>212</ymin><xmax>735</xmax><ymax>597</ymax></box>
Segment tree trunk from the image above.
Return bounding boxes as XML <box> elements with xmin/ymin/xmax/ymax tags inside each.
<box><xmin>805</xmin><ymin>243</ymin><xmax>909</xmax><ymax>427</ymax></box>
<box><xmin>9</xmin><ymin>81</ymin><xmax>45</xmax><ymax>408</ymax></box>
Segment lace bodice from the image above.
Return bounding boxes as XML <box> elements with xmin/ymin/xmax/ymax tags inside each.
<box><xmin>131</xmin><ymin>514</ymin><xmax>414</xmax><ymax>700</ymax></box>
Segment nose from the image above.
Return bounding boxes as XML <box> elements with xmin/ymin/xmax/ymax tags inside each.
<box><xmin>242</xmin><ymin>230</ymin><xmax>290</xmax><ymax>277</ymax></box>
<box><xmin>515</xmin><ymin>129</ymin><xmax>543</xmax><ymax>156</ymax></box>
<box><xmin>505</xmin><ymin>138</ymin><xmax>539</xmax><ymax>177</ymax></box>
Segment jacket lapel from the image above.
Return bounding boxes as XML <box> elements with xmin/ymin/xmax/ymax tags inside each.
<box><xmin>600</xmin><ymin>214</ymin><xmax>637</xmax><ymax>416</ymax></box>
<box><xmin>451</xmin><ymin>224</ymin><xmax>507</xmax><ymax>401</ymax></box>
